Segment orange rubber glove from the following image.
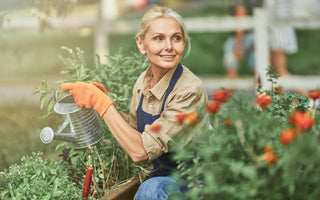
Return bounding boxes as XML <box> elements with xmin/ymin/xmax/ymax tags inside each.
<box><xmin>89</xmin><ymin>81</ymin><xmax>107</xmax><ymax>94</ymax></box>
<box><xmin>61</xmin><ymin>81</ymin><xmax>113</xmax><ymax>117</ymax></box>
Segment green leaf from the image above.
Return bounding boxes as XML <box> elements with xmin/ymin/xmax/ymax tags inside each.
<box><xmin>241</xmin><ymin>165</ymin><xmax>256</xmax><ymax>180</ymax></box>
<box><xmin>47</xmin><ymin>97</ymin><xmax>55</xmax><ymax>113</ymax></box>
<box><xmin>40</xmin><ymin>93</ymin><xmax>47</xmax><ymax>110</ymax></box>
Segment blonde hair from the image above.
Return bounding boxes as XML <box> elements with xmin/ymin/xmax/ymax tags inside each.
<box><xmin>136</xmin><ymin>6</ymin><xmax>191</xmax><ymax>57</ymax></box>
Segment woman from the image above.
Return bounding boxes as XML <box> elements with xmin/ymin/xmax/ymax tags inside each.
<box><xmin>61</xmin><ymin>6</ymin><xmax>208</xmax><ymax>200</ymax></box>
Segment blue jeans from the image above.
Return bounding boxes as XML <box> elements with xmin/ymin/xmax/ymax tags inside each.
<box><xmin>134</xmin><ymin>176</ymin><xmax>184</xmax><ymax>200</ymax></box>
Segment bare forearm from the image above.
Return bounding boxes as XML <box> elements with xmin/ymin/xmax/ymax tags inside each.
<box><xmin>102</xmin><ymin>105</ymin><xmax>149</xmax><ymax>162</ymax></box>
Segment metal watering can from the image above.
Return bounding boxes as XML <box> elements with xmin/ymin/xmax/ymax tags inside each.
<box><xmin>40</xmin><ymin>91</ymin><xmax>105</xmax><ymax>149</ymax></box>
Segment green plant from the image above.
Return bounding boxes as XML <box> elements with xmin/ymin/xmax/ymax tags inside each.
<box><xmin>172</xmin><ymin>72</ymin><xmax>320</xmax><ymax>200</ymax></box>
<box><xmin>33</xmin><ymin>47</ymin><xmax>149</xmax><ymax>198</ymax></box>
<box><xmin>260</xmin><ymin>66</ymin><xmax>310</xmax><ymax>119</ymax></box>
<box><xmin>0</xmin><ymin>102</ymin><xmax>58</xmax><ymax>170</ymax></box>
<box><xmin>0</xmin><ymin>152</ymin><xmax>81</xmax><ymax>200</ymax></box>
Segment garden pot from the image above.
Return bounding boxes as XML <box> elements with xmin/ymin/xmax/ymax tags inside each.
<box><xmin>40</xmin><ymin>93</ymin><xmax>105</xmax><ymax>149</ymax></box>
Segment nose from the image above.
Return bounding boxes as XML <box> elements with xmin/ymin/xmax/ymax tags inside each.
<box><xmin>164</xmin><ymin>39</ymin><xmax>173</xmax><ymax>51</ymax></box>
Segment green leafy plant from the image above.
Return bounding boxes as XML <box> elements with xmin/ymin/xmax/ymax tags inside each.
<box><xmin>32</xmin><ymin>47</ymin><xmax>149</xmax><ymax>198</ymax></box>
<box><xmin>172</xmin><ymin>72</ymin><xmax>320</xmax><ymax>200</ymax></box>
<box><xmin>262</xmin><ymin>66</ymin><xmax>310</xmax><ymax>119</ymax></box>
<box><xmin>0</xmin><ymin>152</ymin><xmax>81</xmax><ymax>200</ymax></box>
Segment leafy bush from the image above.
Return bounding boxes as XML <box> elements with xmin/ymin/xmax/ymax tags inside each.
<box><xmin>32</xmin><ymin>47</ymin><xmax>149</xmax><ymax>198</ymax></box>
<box><xmin>0</xmin><ymin>152</ymin><xmax>81</xmax><ymax>200</ymax></box>
<box><xmin>172</xmin><ymin>69</ymin><xmax>320</xmax><ymax>200</ymax></box>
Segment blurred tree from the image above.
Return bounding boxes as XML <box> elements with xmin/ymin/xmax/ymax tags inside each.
<box><xmin>32</xmin><ymin>0</ymin><xmax>77</xmax><ymax>31</ymax></box>
<box><xmin>0</xmin><ymin>0</ymin><xmax>33</xmax><ymax>11</ymax></box>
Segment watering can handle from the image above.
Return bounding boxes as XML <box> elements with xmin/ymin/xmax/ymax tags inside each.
<box><xmin>54</xmin><ymin>87</ymin><xmax>60</xmax><ymax>103</ymax></box>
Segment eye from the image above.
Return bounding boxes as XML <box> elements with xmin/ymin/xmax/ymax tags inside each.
<box><xmin>172</xmin><ymin>35</ymin><xmax>182</xmax><ymax>42</ymax></box>
<box><xmin>173</xmin><ymin>35</ymin><xmax>182</xmax><ymax>42</ymax></box>
<box><xmin>154</xmin><ymin>36</ymin><xmax>163</xmax><ymax>41</ymax></box>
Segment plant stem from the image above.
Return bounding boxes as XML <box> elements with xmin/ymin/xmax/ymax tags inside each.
<box><xmin>235</xmin><ymin>121</ymin><xmax>257</xmax><ymax>161</ymax></box>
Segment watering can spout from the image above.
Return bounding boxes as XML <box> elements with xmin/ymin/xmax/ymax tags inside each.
<box><xmin>40</xmin><ymin>127</ymin><xmax>77</xmax><ymax>144</ymax></box>
<box><xmin>40</xmin><ymin>92</ymin><xmax>104</xmax><ymax>149</ymax></box>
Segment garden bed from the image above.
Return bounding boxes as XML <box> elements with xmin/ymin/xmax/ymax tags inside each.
<box><xmin>101</xmin><ymin>177</ymin><xmax>140</xmax><ymax>200</ymax></box>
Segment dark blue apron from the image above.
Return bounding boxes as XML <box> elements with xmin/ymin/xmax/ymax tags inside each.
<box><xmin>137</xmin><ymin>63</ymin><xmax>183</xmax><ymax>178</ymax></box>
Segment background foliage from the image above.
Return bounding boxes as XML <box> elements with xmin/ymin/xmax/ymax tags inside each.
<box><xmin>1</xmin><ymin>29</ymin><xmax>320</xmax><ymax>81</ymax></box>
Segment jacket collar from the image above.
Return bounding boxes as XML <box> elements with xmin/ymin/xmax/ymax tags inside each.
<box><xmin>142</xmin><ymin>65</ymin><xmax>178</xmax><ymax>100</ymax></box>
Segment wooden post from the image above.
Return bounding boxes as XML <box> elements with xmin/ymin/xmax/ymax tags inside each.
<box><xmin>253</xmin><ymin>8</ymin><xmax>270</xmax><ymax>91</ymax></box>
<box><xmin>95</xmin><ymin>0</ymin><xmax>119</xmax><ymax>64</ymax></box>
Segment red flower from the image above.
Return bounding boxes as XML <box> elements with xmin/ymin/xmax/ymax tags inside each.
<box><xmin>263</xmin><ymin>145</ymin><xmax>274</xmax><ymax>153</ymax></box>
<box><xmin>211</xmin><ymin>88</ymin><xmax>232</xmax><ymax>102</ymax></box>
<box><xmin>264</xmin><ymin>152</ymin><xmax>278</xmax><ymax>165</ymax></box>
<box><xmin>175</xmin><ymin>112</ymin><xmax>187</xmax><ymax>124</ymax></box>
<box><xmin>308</xmin><ymin>90</ymin><xmax>320</xmax><ymax>100</ymax></box>
<box><xmin>224</xmin><ymin>119</ymin><xmax>233</xmax><ymax>127</ymax></box>
<box><xmin>150</xmin><ymin>123</ymin><xmax>162</xmax><ymax>133</ymax></box>
<box><xmin>255</xmin><ymin>93</ymin><xmax>272</xmax><ymax>109</ymax></box>
<box><xmin>206</xmin><ymin>101</ymin><xmax>222</xmax><ymax>113</ymax></box>
<box><xmin>279</xmin><ymin>128</ymin><xmax>297</xmax><ymax>146</ymax></box>
<box><xmin>288</xmin><ymin>111</ymin><xmax>315</xmax><ymax>131</ymax></box>
<box><xmin>185</xmin><ymin>111</ymin><xmax>199</xmax><ymax>125</ymax></box>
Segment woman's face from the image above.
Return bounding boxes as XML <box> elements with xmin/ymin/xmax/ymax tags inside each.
<box><xmin>136</xmin><ymin>17</ymin><xmax>185</xmax><ymax>71</ymax></box>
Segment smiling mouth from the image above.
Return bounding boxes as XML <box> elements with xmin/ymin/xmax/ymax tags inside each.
<box><xmin>160</xmin><ymin>55</ymin><xmax>175</xmax><ymax>58</ymax></box>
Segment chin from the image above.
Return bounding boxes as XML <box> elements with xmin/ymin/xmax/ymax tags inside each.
<box><xmin>159</xmin><ymin>61</ymin><xmax>180</xmax><ymax>69</ymax></box>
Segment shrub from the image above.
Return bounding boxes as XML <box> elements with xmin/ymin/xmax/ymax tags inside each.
<box><xmin>172</xmin><ymin>68</ymin><xmax>320</xmax><ymax>200</ymax></box>
<box><xmin>32</xmin><ymin>47</ymin><xmax>149</xmax><ymax>198</ymax></box>
<box><xmin>0</xmin><ymin>152</ymin><xmax>81</xmax><ymax>200</ymax></box>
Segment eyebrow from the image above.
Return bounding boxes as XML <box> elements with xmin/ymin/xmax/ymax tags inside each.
<box><xmin>151</xmin><ymin>32</ymin><xmax>183</xmax><ymax>36</ymax></box>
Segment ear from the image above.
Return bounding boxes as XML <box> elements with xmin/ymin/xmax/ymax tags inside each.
<box><xmin>136</xmin><ymin>36</ymin><xmax>146</xmax><ymax>54</ymax></box>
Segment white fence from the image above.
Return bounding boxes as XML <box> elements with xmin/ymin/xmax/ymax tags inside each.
<box><xmin>2</xmin><ymin>4</ymin><xmax>320</xmax><ymax>90</ymax></box>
